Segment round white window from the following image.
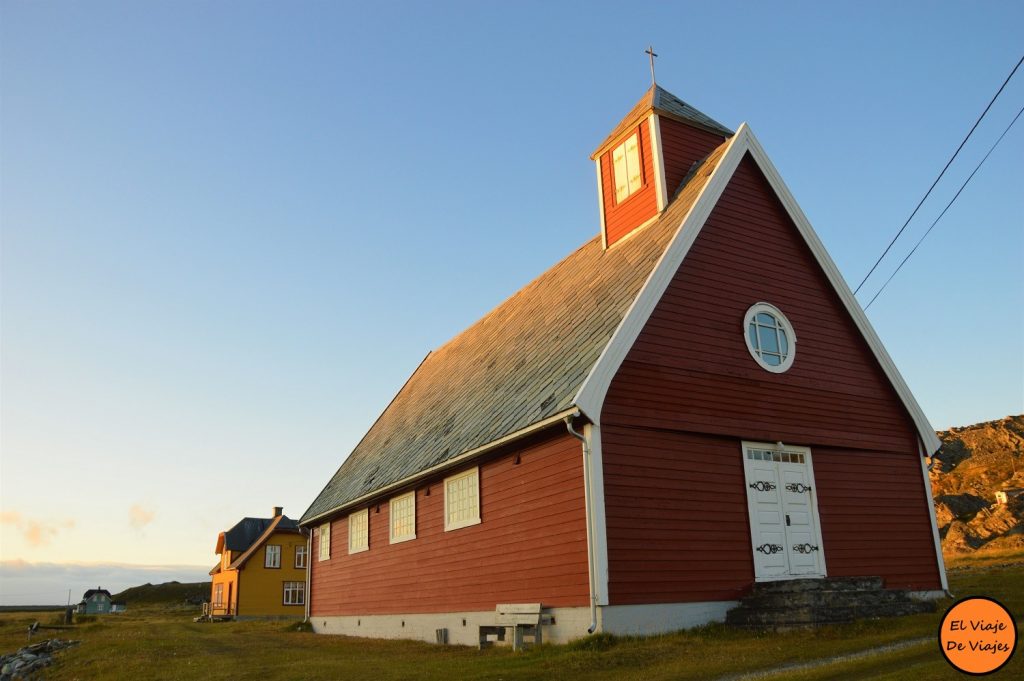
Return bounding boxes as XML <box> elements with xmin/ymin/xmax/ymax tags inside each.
<box><xmin>743</xmin><ymin>303</ymin><xmax>796</xmax><ymax>373</ymax></box>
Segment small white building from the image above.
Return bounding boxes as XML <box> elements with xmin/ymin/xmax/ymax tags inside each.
<box><xmin>995</xmin><ymin>488</ymin><xmax>1023</xmax><ymax>505</ymax></box>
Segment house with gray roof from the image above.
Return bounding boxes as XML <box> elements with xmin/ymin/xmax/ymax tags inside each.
<box><xmin>301</xmin><ymin>83</ymin><xmax>946</xmax><ymax>645</ymax></box>
<box><xmin>77</xmin><ymin>587</ymin><xmax>112</xmax><ymax>615</ymax></box>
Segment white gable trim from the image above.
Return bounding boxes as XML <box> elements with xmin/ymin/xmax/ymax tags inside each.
<box><xmin>649</xmin><ymin>114</ymin><xmax>668</xmax><ymax>212</ymax></box>
<box><xmin>919</xmin><ymin>438</ymin><xmax>949</xmax><ymax>592</ymax></box>
<box><xmin>742</xmin><ymin>130</ymin><xmax>941</xmax><ymax>453</ymax></box>
<box><xmin>574</xmin><ymin>126</ymin><xmax>745</xmax><ymax>423</ymax></box>
<box><xmin>574</xmin><ymin>124</ymin><xmax>941</xmax><ymax>454</ymax></box>
<box><xmin>595</xmin><ymin>158</ymin><xmax>608</xmax><ymax>250</ymax></box>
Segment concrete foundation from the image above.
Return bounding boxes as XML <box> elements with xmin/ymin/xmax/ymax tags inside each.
<box><xmin>311</xmin><ymin>600</ymin><xmax>737</xmax><ymax>646</ymax></box>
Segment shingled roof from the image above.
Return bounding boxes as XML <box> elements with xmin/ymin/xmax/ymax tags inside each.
<box><xmin>228</xmin><ymin>514</ymin><xmax>303</xmax><ymax>569</ymax></box>
<box><xmin>222</xmin><ymin>515</ymin><xmax>299</xmax><ymax>552</ymax></box>
<box><xmin>301</xmin><ymin>139</ymin><xmax>731</xmax><ymax>524</ymax></box>
<box><xmin>83</xmin><ymin>588</ymin><xmax>111</xmax><ymax>599</ymax></box>
<box><xmin>592</xmin><ymin>85</ymin><xmax>733</xmax><ymax>159</ymax></box>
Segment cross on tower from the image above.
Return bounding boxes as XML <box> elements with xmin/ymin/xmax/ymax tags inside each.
<box><xmin>645</xmin><ymin>45</ymin><xmax>658</xmax><ymax>86</ymax></box>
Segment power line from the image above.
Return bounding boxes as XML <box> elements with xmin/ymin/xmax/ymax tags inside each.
<box><xmin>853</xmin><ymin>53</ymin><xmax>1024</xmax><ymax>296</ymax></box>
<box><xmin>863</xmin><ymin>102</ymin><xmax>1024</xmax><ymax>311</ymax></box>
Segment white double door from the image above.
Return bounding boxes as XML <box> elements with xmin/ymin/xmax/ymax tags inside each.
<box><xmin>742</xmin><ymin>442</ymin><xmax>826</xmax><ymax>580</ymax></box>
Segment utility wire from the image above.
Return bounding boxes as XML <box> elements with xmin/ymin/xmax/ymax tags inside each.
<box><xmin>863</xmin><ymin>102</ymin><xmax>1024</xmax><ymax>311</ymax></box>
<box><xmin>853</xmin><ymin>53</ymin><xmax>1024</xmax><ymax>295</ymax></box>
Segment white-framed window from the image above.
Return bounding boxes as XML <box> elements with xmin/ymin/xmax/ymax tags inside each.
<box><xmin>743</xmin><ymin>302</ymin><xmax>796</xmax><ymax>373</ymax></box>
<box><xmin>264</xmin><ymin>544</ymin><xmax>281</xmax><ymax>569</ymax></box>
<box><xmin>295</xmin><ymin>544</ymin><xmax>307</xmax><ymax>569</ymax></box>
<box><xmin>612</xmin><ymin>131</ymin><xmax>643</xmax><ymax>203</ymax></box>
<box><xmin>747</xmin><ymin>448</ymin><xmax>806</xmax><ymax>464</ymax></box>
<box><xmin>283</xmin><ymin>581</ymin><xmax>305</xmax><ymax>606</ymax></box>
<box><xmin>213</xmin><ymin>583</ymin><xmax>224</xmax><ymax>607</ymax></box>
<box><xmin>318</xmin><ymin>522</ymin><xmax>331</xmax><ymax>561</ymax></box>
<box><xmin>389</xmin><ymin>492</ymin><xmax>416</xmax><ymax>544</ymax></box>
<box><xmin>444</xmin><ymin>467</ymin><xmax>481</xmax><ymax>532</ymax></box>
<box><xmin>348</xmin><ymin>509</ymin><xmax>369</xmax><ymax>553</ymax></box>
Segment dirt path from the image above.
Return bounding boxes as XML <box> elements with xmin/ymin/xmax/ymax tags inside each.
<box><xmin>714</xmin><ymin>636</ymin><xmax>934</xmax><ymax>681</ymax></box>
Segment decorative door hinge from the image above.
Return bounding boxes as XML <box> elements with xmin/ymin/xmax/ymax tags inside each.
<box><xmin>749</xmin><ymin>481</ymin><xmax>776</xmax><ymax>492</ymax></box>
<box><xmin>785</xmin><ymin>483</ymin><xmax>812</xmax><ymax>493</ymax></box>
<box><xmin>755</xmin><ymin>543</ymin><xmax>784</xmax><ymax>555</ymax></box>
<box><xmin>792</xmin><ymin>543</ymin><xmax>819</xmax><ymax>554</ymax></box>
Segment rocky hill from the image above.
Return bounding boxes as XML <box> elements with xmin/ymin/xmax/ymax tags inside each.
<box><xmin>930</xmin><ymin>414</ymin><xmax>1024</xmax><ymax>555</ymax></box>
<box><xmin>112</xmin><ymin>580</ymin><xmax>210</xmax><ymax>606</ymax></box>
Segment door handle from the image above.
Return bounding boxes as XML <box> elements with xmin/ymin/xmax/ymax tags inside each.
<box><xmin>786</xmin><ymin>514</ymin><xmax>791</xmax><ymax>526</ymax></box>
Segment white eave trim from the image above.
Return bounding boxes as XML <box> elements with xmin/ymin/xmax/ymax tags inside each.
<box><xmin>920</xmin><ymin>438</ymin><xmax>949</xmax><ymax>592</ymax></box>
<box><xmin>573</xmin><ymin>127</ymin><xmax>744</xmax><ymax>425</ymax></box>
<box><xmin>596</xmin><ymin>158</ymin><xmax>608</xmax><ymax>250</ymax></box>
<box><xmin>573</xmin><ymin>123</ymin><xmax>941</xmax><ymax>454</ymax></box>
<box><xmin>299</xmin><ymin>407</ymin><xmax>580</xmax><ymax>527</ymax></box>
<box><xmin>741</xmin><ymin>130</ymin><xmax>941</xmax><ymax>453</ymax></box>
<box><xmin>649</xmin><ymin>114</ymin><xmax>668</xmax><ymax>212</ymax></box>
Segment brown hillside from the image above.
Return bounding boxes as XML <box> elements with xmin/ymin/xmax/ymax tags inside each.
<box><xmin>930</xmin><ymin>415</ymin><xmax>1024</xmax><ymax>555</ymax></box>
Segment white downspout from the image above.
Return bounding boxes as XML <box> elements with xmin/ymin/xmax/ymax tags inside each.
<box><xmin>304</xmin><ymin>529</ymin><xmax>312</xmax><ymax>622</ymax></box>
<box><xmin>565</xmin><ymin>413</ymin><xmax>598</xmax><ymax>634</ymax></box>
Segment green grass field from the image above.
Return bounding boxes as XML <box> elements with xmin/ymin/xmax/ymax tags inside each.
<box><xmin>3</xmin><ymin>556</ymin><xmax>1021</xmax><ymax>680</ymax></box>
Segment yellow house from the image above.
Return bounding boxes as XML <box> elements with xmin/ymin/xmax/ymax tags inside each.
<box><xmin>209</xmin><ymin>507</ymin><xmax>309</xmax><ymax>618</ymax></box>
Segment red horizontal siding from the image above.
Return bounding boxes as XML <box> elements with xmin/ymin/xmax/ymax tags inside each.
<box><xmin>659</xmin><ymin>116</ymin><xmax>728</xmax><ymax>197</ymax></box>
<box><xmin>310</xmin><ymin>430</ymin><xmax>589</xmax><ymax>616</ymax></box>
<box><xmin>601</xmin><ymin>153</ymin><xmax>940</xmax><ymax>605</ymax></box>
<box><xmin>602</xmin><ymin>427</ymin><xmax>755</xmax><ymax>605</ymax></box>
<box><xmin>814</xmin><ymin>446</ymin><xmax>939</xmax><ymax>589</ymax></box>
<box><xmin>604</xmin><ymin>154</ymin><xmax>921</xmax><ymax>454</ymax></box>
<box><xmin>601</xmin><ymin>122</ymin><xmax>659</xmax><ymax>247</ymax></box>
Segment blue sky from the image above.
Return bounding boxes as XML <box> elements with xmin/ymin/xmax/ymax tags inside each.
<box><xmin>1</xmin><ymin>1</ymin><xmax>1022</xmax><ymax>602</ymax></box>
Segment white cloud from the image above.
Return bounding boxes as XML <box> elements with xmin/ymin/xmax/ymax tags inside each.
<box><xmin>0</xmin><ymin>511</ymin><xmax>75</xmax><ymax>547</ymax></box>
<box><xmin>129</xmin><ymin>504</ymin><xmax>156</xmax><ymax>529</ymax></box>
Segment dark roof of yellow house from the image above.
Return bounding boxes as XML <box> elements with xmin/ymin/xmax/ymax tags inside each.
<box><xmin>213</xmin><ymin>513</ymin><xmax>304</xmax><ymax>574</ymax></box>
<box><xmin>301</xmin><ymin>138</ymin><xmax>730</xmax><ymax>524</ymax></box>
<box><xmin>228</xmin><ymin>514</ymin><xmax>304</xmax><ymax>570</ymax></box>
<box><xmin>221</xmin><ymin>515</ymin><xmax>299</xmax><ymax>552</ymax></box>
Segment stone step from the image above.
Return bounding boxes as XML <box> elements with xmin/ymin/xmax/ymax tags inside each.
<box><xmin>752</xmin><ymin>576</ymin><xmax>884</xmax><ymax>593</ymax></box>
<box><xmin>731</xmin><ymin>598</ymin><xmax>934</xmax><ymax>621</ymax></box>
<box><xmin>726</xmin><ymin>599</ymin><xmax>934</xmax><ymax>628</ymax></box>
<box><xmin>740</xmin><ymin>588</ymin><xmax>909</xmax><ymax>611</ymax></box>
<box><xmin>725</xmin><ymin>576</ymin><xmax>936</xmax><ymax>629</ymax></box>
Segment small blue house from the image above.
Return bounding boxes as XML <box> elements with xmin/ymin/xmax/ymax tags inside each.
<box><xmin>77</xmin><ymin>588</ymin><xmax>112</xmax><ymax>615</ymax></box>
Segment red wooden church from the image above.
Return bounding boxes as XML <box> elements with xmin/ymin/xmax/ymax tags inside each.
<box><xmin>299</xmin><ymin>85</ymin><xmax>946</xmax><ymax>644</ymax></box>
